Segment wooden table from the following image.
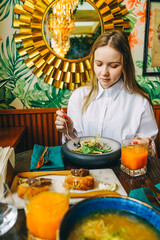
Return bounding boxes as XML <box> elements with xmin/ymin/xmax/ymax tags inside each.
<box><xmin>0</xmin><ymin>127</ymin><xmax>26</xmax><ymax>152</ymax></box>
<box><xmin>2</xmin><ymin>150</ymin><xmax>160</xmax><ymax>240</ymax></box>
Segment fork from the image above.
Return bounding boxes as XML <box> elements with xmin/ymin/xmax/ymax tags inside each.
<box><xmin>55</xmin><ymin>104</ymin><xmax>79</xmax><ymax>145</ymax></box>
<box><xmin>142</xmin><ymin>185</ymin><xmax>160</xmax><ymax>207</ymax></box>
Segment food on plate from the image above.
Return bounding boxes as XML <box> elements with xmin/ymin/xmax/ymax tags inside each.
<box><xmin>67</xmin><ymin>209</ymin><xmax>160</xmax><ymax>240</ymax></box>
<box><xmin>73</xmin><ymin>134</ymin><xmax>112</xmax><ymax>154</ymax></box>
<box><xmin>98</xmin><ymin>182</ymin><xmax>118</xmax><ymax>191</ymax></box>
<box><xmin>17</xmin><ymin>177</ymin><xmax>51</xmax><ymax>199</ymax></box>
<box><xmin>64</xmin><ymin>169</ymin><xmax>94</xmax><ymax>190</ymax></box>
<box><xmin>64</xmin><ymin>175</ymin><xmax>94</xmax><ymax>190</ymax></box>
<box><xmin>71</xmin><ymin>168</ymin><xmax>89</xmax><ymax>177</ymax></box>
<box><xmin>18</xmin><ymin>184</ymin><xmax>50</xmax><ymax>199</ymax></box>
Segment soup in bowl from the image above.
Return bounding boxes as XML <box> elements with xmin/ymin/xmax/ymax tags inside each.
<box><xmin>58</xmin><ymin>195</ymin><xmax>160</xmax><ymax>240</ymax></box>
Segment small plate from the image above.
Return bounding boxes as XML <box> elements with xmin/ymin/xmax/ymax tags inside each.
<box><xmin>62</xmin><ymin>136</ymin><xmax>121</xmax><ymax>168</ymax></box>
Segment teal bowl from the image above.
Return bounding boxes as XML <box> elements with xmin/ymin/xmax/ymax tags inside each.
<box><xmin>58</xmin><ymin>195</ymin><xmax>160</xmax><ymax>240</ymax></box>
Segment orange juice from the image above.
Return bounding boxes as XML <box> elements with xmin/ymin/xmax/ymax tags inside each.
<box><xmin>121</xmin><ymin>145</ymin><xmax>148</xmax><ymax>170</ymax></box>
<box><xmin>25</xmin><ymin>191</ymin><xmax>69</xmax><ymax>240</ymax></box>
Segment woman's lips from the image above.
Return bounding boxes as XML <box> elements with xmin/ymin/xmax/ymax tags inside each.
<box><xmin>101</xmin><ymin>78</ymin><xmax>110</xmax><ymax>81</ymax></box>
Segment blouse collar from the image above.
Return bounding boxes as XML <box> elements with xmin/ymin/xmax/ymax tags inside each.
<box><xmin>96</xmin><ymin>78</ymin><xmax>124</xmax><ymax>101</ymax></box>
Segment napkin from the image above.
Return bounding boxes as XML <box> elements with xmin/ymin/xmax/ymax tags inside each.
<box><xmin>129</xmin><ymin>183</ymin><xmax>160</xmax><ymax>212</ymax></box>
<box><xmin>30</xmin><ymin>144</ymin><xmax>65</xmax><ymax>171</ymax></box>
<box><xmin>0</xmin><ymin>147</ymin><xmax>15</xmax><ymax>182</ymax></box>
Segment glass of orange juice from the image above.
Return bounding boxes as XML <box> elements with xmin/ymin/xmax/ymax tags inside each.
<box><xmin>121</xmin><ymin>138</ymin><xmax>149</xmax><ymax>177</ymax></box>
<box><xmin>24</xmin><ymin>180</ymin><xmax>69</xmax><ymax>240</ymax></box>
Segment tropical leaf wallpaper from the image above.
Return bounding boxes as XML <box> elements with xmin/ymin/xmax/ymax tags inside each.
<box><xmin>0</xmin><ymin>0</ymin><xmax>160</xmax><ymax>109</ymax></box>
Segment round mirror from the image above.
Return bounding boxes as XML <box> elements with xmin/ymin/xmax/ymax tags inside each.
<box><xmin>13</xmin><ymin>0</ymin><xmax>130</xmax><ymax>90</ymax></box>
<box><xmin>43</xmin><ymin>0</ymin><xmax>102</xmax><ymax>61</ymax></box>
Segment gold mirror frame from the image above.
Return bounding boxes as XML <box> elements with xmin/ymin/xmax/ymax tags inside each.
<box><xmin>13</xmin><ymin>0</ymin><xmax>130</xmax><ymax>90</ymax></box>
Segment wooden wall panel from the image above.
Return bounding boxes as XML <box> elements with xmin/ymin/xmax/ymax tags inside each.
<box><xmin>37</xmin><ymin>113</ymin><xmax>43</xmax><ymax>145</ymax></box>
<box><xmin>0</xmin><ymin>108</ymin><xmax>66</xmax><ymax>151</ymax></box>
<box><xmin>42</xmin><ymin>113</ymin><xmax>48</xmax><ymax>146</ymax></box>
<box><xmin>48</xmin><ymin>113</ymin><xmax>54</xmax><ymax>146</ymax></box>
<box><xmin>0</xmin><ymin>106</ymin><xmax>159</xmax><ymax>157</ymax></box>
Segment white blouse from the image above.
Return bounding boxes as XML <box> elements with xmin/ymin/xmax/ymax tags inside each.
<box><xmin>65</xmin><ymin>79</ymin><xmax>158</xmax><ymax>145</ymax></box>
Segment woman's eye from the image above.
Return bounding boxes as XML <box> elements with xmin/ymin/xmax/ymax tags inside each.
<box><xmin>111</xmin><ymin>65</ymin><xmax>119</xmax><ymax>68</ymax></box>
<box><xmin>94</xmin><ymin>61</ymin><xmax>102</xmax><ymax>67</ymax></box>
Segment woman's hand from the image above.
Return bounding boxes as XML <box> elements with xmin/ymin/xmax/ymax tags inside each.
<box><xmin>133</xmin><ymin>137</ymin><xmax>153</xmax><ymax>156</ymax></box>
<box><xmin>55</xmin><ymin>109</ymin><xmax>75</xmax><ymax>140</ymax></box>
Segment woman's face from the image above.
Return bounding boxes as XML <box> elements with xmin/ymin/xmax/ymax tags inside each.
<box><xmin>94</xmin><ymin>45</ymin><xmax>123</xmax><ymax>89</ymax></box>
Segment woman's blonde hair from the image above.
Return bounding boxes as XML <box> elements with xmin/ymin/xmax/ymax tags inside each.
<box><xmin>82</xmin><ymin>30</ymin><xmax>151</xmax><ymax>114</ymax></box>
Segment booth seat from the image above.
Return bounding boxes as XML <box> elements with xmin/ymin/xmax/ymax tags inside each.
<box><xmin>0</xmin><ymin>106</ymin><xmax>160</xmax><ymax>157</ymax></box>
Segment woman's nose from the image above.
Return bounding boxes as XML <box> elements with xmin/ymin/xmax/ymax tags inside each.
<box><xmin>102</xmin><ymin>66</ymin><xmax>109</xmax><ymax>75</ymax></box>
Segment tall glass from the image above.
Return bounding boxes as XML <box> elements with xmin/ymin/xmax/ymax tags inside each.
<box><xmin>121</xmin><ymin>138</ymin><xmax>148</xmax><ymax>177</ymax></box>
<box><xmin>0</xmin><ymin>183</ymin><xmax>18</xmax><ymax>236</ymax></box>
<box><xmin>24</xmin><ymin>180</ymin><xmax>69</xmax><ymax>240</ymax></box>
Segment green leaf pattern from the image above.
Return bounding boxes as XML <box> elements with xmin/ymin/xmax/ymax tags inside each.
<box><xmin>0</xmin><ymin>0</ymin><xmax>21</xmax><ymax>21</ymax></box>
<box><xmin>25</xmin><ymin>80</ymin><xmax>71</xmax><ymax>108</ymax></box>
<box><xmin>135</xmin><ymin>56</ymin><xmax>160</xmax><ymax>102</ymax></box>
<box><xmin>0</xmin><ymin>0</ymin><xmax>159</xmax><ymax>109</ymax></box>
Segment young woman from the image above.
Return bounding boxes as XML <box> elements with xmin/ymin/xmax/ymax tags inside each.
<box><xmin>55</xmin><ymin>30</ymin><xmax>158</xmax><ymax>154</ymax></box>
